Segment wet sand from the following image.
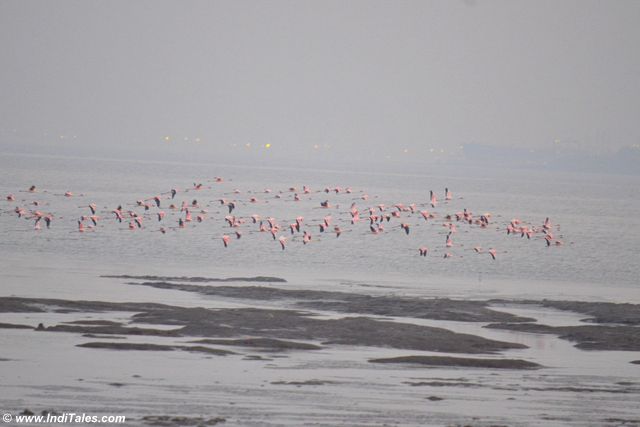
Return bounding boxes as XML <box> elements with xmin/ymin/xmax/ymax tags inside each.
<box><xmin>2</xmin><ymin>275</ymin><xmax>640</xmax><ymax>426</ymax></box>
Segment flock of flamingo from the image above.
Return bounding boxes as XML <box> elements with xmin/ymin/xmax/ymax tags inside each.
<box><xmin>3</xmin><ymin>179</ymin><xmax>564</xmax><ymax>260</ymax></box>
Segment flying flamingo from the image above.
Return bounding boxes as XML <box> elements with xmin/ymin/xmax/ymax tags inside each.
<box><xmin>446</xmin><ymin>233</ymin><xmax>453</xmax><ymax>247</ymax></box>
<box><xmin>400</xmin><ymin>223</ymin><xmax>410</xmax><ymax>235</ymax></box>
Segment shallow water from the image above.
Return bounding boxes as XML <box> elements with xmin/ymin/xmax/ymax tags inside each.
<box><xmin>1</xmin><ymin>152</ymin><xmax>639</xmax><ymax>426</ymax></box>
<box><xmin>1</xmin><ymin>152</ymin><xmax>639</xmax><ymax>295</ymax></box>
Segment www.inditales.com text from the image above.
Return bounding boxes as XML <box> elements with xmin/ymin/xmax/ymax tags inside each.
<box><xmin>3</xmin><ymin>412</ymin><xmax>126</xmax><ymax>424</ymax></box>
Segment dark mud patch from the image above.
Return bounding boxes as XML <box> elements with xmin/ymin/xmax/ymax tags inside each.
<box><xmin>104</xmin><ymin>274</ymin><xmax>285</xmax><ymax>283</ymax></box>
<box><xmin>492</xmin><ymin>299</ymin><xmax>640</xmax><ymax>325</ymax></box>
<box><xmin>0</xmin><ymin>322</ymin><xmax>33</xmax><ymax>329</ymax></box>
<box><xmin>77</xmin><ymin>342</ymin><xmax>234</xmax><ymax>356</ymax></box>
<box><xmin>63</xmin><ymin>320</ymin><xmax>123</xmax><ymax>326</ymax></box>
<box><xmin>426</xmin><ymin>396</ymin><xmax>444</xmax><ymax>401</ymax></box>
<box><xmin>631</xmin><ymin>360</ymin><xmax>640</xmax><ymax>365</ymax></box>
<box><xmin>271</xmin><ymin>379</ymin><xmax>336</xmax><ymax>386</ymax></box>
<box><xmin>188</xmin><ymin>338</ymin><xmax>322</xmax><ymax>351</ymax></box>
<box><xmin>404</xmin><ymin>381</ymin><xmax>633</xmax><ymax>394</ymax></box>
<box><xmin>141</xmin><ymin>415</ymin><xmax>226</xmax><ymax>426</ymax></box>
<box><xmin>129</xmin><ymin>281</ymin><xmax>534</xmax><ymax>323</ymax></box>
<box><xmin>44</xmin><ymin>323</ymin><xmax>182</xmax><ymax>337</ymax></box>
<box><xmin>181</xmin><ymin>345</ymin><xmax>235</xmax><ymax>356</ymax></box>
<box><xmin>485</xmin><ymin>323</ymin><xmax>640</xmax><ymax>351</ymax></box>
<box><xmin>136</xmin><ymin>307</ymin><xmax>526</xmax><ymax>354</ymax></box>
<box><xmin>78</xmin><ymin>342</ymin><xmax>175</xmax><ymax>352</ymax></box>
<box><xmin>0</xmin><ymin>357</ymin><xmax>12</xmax><ymax>361</ymax></box>
<box><xmin>243</xmin><ymin>355</ymin><xmax>272</xmax><ymax>361</ymax></box>
<box><xmin>0</xmin><ymin>296</ymin><xmax>174</xmax><ymax>314</ymax></box>
<box><xmin>82</xmin><ymin>334</ymin><xmax>127</xmax><ymax>339</ymax></box>
<box><xmin>370</xmin><ymin>355</ymin><xmax>542</xmax><ymax>370</ymax></box>
<box><xmin>405</xmin><ymin>381</ymin><xmax>480</xmax><ymax>387</ymax></box>
<box><xmin>1</xmin><ymin>297</ymin><xmax>525</xmax><ymax>354</ymax></box>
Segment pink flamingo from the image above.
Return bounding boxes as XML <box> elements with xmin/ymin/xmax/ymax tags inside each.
<box><xmin>400</xmin><ymin>223</ymin><xmax>410</xmax><ymax>235</ymax></box>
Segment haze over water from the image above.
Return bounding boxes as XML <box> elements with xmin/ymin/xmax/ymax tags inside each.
<box><xmin>1</xmin><ymin>2</ymin><xmax>640</xmax><ymax>425</ymax></box>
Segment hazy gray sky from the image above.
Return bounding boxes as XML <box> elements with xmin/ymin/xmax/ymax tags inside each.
<box><xmin>1</xmin><ymin>0</ymin><xmax>639</xmax><ymax>161</ymax></box>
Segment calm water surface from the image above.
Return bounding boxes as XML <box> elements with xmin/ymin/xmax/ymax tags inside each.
<box><xmin>1</xmin><ymin>152</ymin><xmax>638</xmax><ymax>302</ymax></box>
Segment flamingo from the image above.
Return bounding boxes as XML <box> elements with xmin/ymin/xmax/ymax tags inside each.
<box><xmin>418</xmin><ymin>246</ymin><xmax>428</xmax><ymax>256</ymax></box>
<box><xmin>278</xmin><ymin>236</ymin><xmax>287</xmax><ymax>250</ymax></box>
<box><xmin>400</xmin><ymin>223</ymin><xmax>410</xmax><ymax>235</ymax></box>
<box><xmin>445</xmin><ymin>188</ymin><xmax>452</xmax><ymax>201</ymax></box>
<box><xmin>222</xmin><ymin>235</ymin><xmax>230</xmax><ymax>247</ymax></box>
<box><xmin>488</xmin><ymin>248</ymin><xmax>497</xmax><ymax>260</ymax></box>
<box><xmin>112</xmin><ymin>209</ymin><xmax>123</xmax><ymax>223</ymax></box>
